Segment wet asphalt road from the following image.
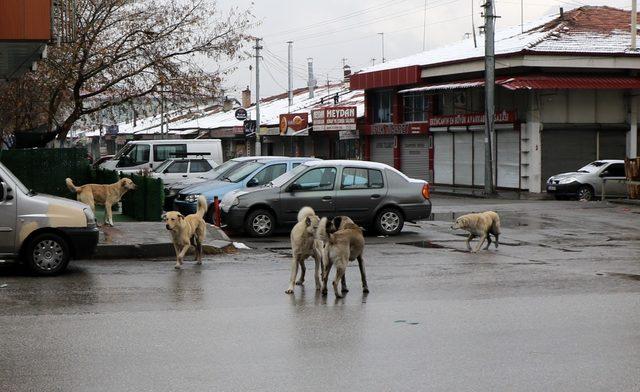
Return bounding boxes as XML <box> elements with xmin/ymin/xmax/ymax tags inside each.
<box><xmin>1</xmin><ymin>197</ymin><xmax>639</xmax><ymax>391</ymax></box>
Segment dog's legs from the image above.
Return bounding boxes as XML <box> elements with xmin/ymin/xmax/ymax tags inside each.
<box><xmin>357</xmin><ymin>255</ymin><xmax>369</xmax><ymax>293</ymax></box>
<box><xmin>296</xmin><ymin>258</ymin><xmax>306</xmax><ymax>286</ymax></box>
<box><xmin>494</xmin><ymin>233</ymin><xmax>499</xmax><ymax>249</ymax></box>
<box><xmin>465</xmin><ymin>234</ymin><xmax>475</xmax><ymax>251</ymax></box>
<box><xmin>104</xmin><ymin>201</ymin><xmax>114</xmax><ymax>227</ymax></box>
<box><xmin>341</xmin><ymin>268</ymin><xmax>348</xmax><ymax>293</ymax></box>
<box><xmin>313</xmin><ymin>256</ymin><xmax>322</xmax><ymax>291</ymax></box>
<box><xmin>333</xmin><ymin>261</ymin><xmax>346</xmax><ymax>298</ymax></box>
<box><xmin>175</xmin><ymin>244</ymin><xmax>190</xmax><ymax>269</ymax></box>
<box><xmin>321</xmin><ymin>256</ymin><xmax>332</xmax><ymax>296</ymax></box>
<box><xmin>285</xmin><ymin>255</ymin><xmax>300</xmax><ymax>294</ymax></box>
<box><xmin>194</xmin><ymin>237</ymin><xmax>203</xmax><ymax>264</ymax></box>
<box><xmin>473</xmin><ymin>234</ymin><xmax>487</xmax><ymax>253</ymax></box>
<box><xmin>484</xmin><ymin>234</ymin><xmax>492</xmax><ymax>250</ymax></box>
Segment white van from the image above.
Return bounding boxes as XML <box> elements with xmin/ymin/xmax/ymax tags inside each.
<box><xmin>99</xmin><ymin>139</ymin><xmax>223</xmax><ymax>173</ymax></box>
<box><xmin>0</xmin><ymin>162</ymin><xmax>99</xmax><ymax>275</ymax></box>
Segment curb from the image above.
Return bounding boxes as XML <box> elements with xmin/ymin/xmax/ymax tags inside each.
<box><xmin>431</xmin><ymin>190</ymin><xmax>553</xmax><ymax>201</ymax></box>
<box><xmin>93</xmin><ymin>240</ymin><xmax>235</xmax><ymax>259</ymax></box>
<box><xmin>608</xmin><ymin>199</ymin><xmax>640</xmax><ymax>207</ymax></box>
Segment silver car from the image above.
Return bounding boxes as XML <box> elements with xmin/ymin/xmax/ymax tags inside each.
<box><xmin>546</xmin><ymin>159</ymin><xmax>627</xmax><ymax>200</ymax></box>
<box><xmin>220</xmin><ymin>160</ymin><xmax>432</xmax><ymax>237</ymax></box>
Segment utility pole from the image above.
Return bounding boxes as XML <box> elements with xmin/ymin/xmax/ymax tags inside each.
<box><xmin>632</xmin><ymin>0</ymin><xmax>638</xmax><ymax>50</ymax></box>
<box><xmin>307</xmin><ymin>58</ymin><xmax>315</xmax><ymax>99</ymax></box>
<box><xmin>482</xmin><ymin>0</ymin><xmax>497</xmax><ymax>194</ymax></box>
<box><xmin>254</xmin><ymin>37</ymin><xmax>262</xmax><ymax>156</ymax></box>
<box><xmin>371</xmin><ymin>58</ymin><xmax>376</xmax><ymax>66</ymax></box>
<box><xmin>520</xmin><ymin>0</ymin><xmax>524</xmax><ymax>33</ymax></box>
<box><xmin>287</xmin><ymin>41</ymin><xmax>293</xmax><ymax>111</ymax></box>
<box><xmin>160</xmin><ymin>80</ymin><xmax>165</xmax><ymax>140</ymax></box>
<box><xmin>341</xmin><ymin>57</ymin><xmax>348</xmax><ymax>69</ymax></box>
<box><xmin>422</xmin><ymin>0</ymin><xmax>427</xmax><ymax>50</ymax></box>
<box><xmin>378</xmin><ymin>32</ymin><xmax>385</xmax><ymax>63</ymax></box>
<box><xmin>471</xmin><ymin>0</ymin><xmax>478</xmax><ymax>48</ymax></box>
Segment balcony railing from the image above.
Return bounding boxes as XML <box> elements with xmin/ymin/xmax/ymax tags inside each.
<box><xmin>51</xmin><ymin>0</ymin><xmax>77</xmax><ymax>44</ymax></box>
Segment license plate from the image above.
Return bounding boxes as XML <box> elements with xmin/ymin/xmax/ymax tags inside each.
<box><xmin>548</xmin><ymin>186</ymin><xmax>556</xmax><ymax>191</ymax></box>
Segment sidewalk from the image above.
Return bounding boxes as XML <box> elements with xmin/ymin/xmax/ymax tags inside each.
<box><xmin>431</xmin><ymin>185</ymin><xmax>553</xmax><ymax>200</ymax></box>
<box><xmin>95</xmin><ymin>222</ymin><xmax>237</xmax><ymax>259</ymax></box>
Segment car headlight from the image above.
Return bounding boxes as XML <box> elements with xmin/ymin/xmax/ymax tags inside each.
<box><xmin>221</xmin><ymin>197</ymin><xmax>239</xmax><ymax>213</ymax></box>
<box><xmin>185</xmin><ymin>194</ymin><xmax>198</xmax><ymax>203</ymax></box>
<box><xmin>557</xmin><ymin>177</ymin><xmax>577</xmax><ymax>184</ymax></box>
<box><xmin>83</xmin><ymin>208</ymin><xmax>97</xmax><ymax>228</ymax></box>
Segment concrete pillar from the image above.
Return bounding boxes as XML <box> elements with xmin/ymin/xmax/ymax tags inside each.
<box><xmin>628</xmin><ymin>94</ymin><xmax>638</xmax><ymax>158</ymax></box>
<box><xmin>527</xmin><ymin>91</ymin><xmax>543</xmax><ymax>193</ymax></box>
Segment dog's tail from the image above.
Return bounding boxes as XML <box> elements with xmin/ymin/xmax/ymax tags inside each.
<box><xmin>65</xmin><ymin>178</ymin><xmax>80</xmax><ymax>193</ymax></box>
<box><xmin>316</xmin><ymin>217</ymin><xmax>331</xmax><ymax>243</ymax></box>
<box><xmin>195</xmin><ymin>195</ymin><xmax>207</xmax><ymax>219</ymax></box>
<box><xmin>297</xmin><ymin>206</ymin><xmax>316</xmax><ymax>223</ymax></box>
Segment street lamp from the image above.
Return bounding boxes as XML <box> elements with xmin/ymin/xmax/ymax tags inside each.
<box><xmin>378</xmin><ymin>32</ymin><xmax>385</xmax><ymax>63</ymax></box>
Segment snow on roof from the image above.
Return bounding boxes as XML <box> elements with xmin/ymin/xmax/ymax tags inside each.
<box><xmin>357</xmin><ymin>6</ymin><xmax>640</xmax><ymax>75</ymax></box>
<box><xmin>174</xmin><ymin>83</ymin><xmax>365</xmax><ymax>130</ymax></box>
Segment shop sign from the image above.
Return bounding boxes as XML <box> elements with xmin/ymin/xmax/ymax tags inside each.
<box><xmin>243</xmin><ymin>120</ymin><xmax>256</xmax><ymax>137</ymax></box>
<box><xmin>233</xmin><ymin>126</ymin><xmax>245</xmax><ymax>135</ymax></box>
<box><xmin>339</xmin><ymin>130</ymin><xmax>359</xmax><ymax>140</ymax></box>
<box><xmin>209</xmin><ymin>128</ymin><xmax>235</xmax><ymax>138</ymax></box>
<box><xmin>234</xmin><ymin>108</ymin><xmax>248</xmax><ymax>121</ymax></box>
<box><xmin>279</xmin><ymin>113</ymin><xmax>309</xmax><ymax>135</ymax></box>
<box><xmin>312</xmin><ymin>106</ymin><xmax>357</xmax><ymax>131</ymax></box>
<box><xmin>370</xmin><ymin>123</ymin><xmax>423</xmax><ymax>135</ymax></box>
<box><xmin>259</xmin><ymin>127</ymin><xmax>280</xmax><ymax>136</ymax></box>
<box><xmin>428</xmin><ymin>110</ymin><xmax>516</xmax><ymax>127</ymax></box>
<box><xmin>106</xmin><ymin>124</ymin><xmax>119</xmax><ymax>135</ymax></box>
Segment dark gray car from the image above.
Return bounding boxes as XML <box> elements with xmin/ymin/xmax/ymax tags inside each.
<box><xmin>219</xmin><ymin>160</ymin><xmax>432</xmax><ymax>237</ymax></box>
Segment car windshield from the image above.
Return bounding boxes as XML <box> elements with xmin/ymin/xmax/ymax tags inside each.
<box><xmin>113</xmin><ymin>143</ymin><xmax>134</xmax><ymax>159</ymax></box>
<box><xmin>211</xmin><ymin>159</ymin><xmax>251</xmax><ymax>180</ymax></box>
<box><xmin>154</xmin><ymin>160</ymin><xmax>174</xmax><ymax>173</ymax></box>
<box><xmin>577</xmin><ymin>161</ymin><xmax>607</xmax><ymax>173</ymax></box>
<box><xmin>224</xmin><ymin>162</ymin><xmax>264</xmax><ymax>183</ymax></box>
<box><xmin>0</xmin><ymin>162</ymin><xmax>30</xmax><ymax>195</ymax></box>
<box><xmin>271</xmin><ymin>163</ymin><xmax>309</xmax><ymax>187</ymax></box>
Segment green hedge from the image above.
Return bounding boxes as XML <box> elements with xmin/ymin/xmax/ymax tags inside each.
<box><xmin>0</xmin><ymin>148</ymin><xmax>91</xmax><ymax>197</ymax></box>
<box><xmin>121</xmin><ymin>173</ymin><xmax>164</xmax><ymax>221</ymax></box>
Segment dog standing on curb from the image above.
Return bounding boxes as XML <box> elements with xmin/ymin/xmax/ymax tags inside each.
<box><xmin>286</xmin><ymin>207</ymin><xmax>324</xmax><ymax>294</ymax></box>
<box><xmin>317</xmin><ymin>216</ymin><xmax>369</xmax><ymax>298</ymax></box>
<box><xmin>65</xmin><ymin>177</ymin><xmax>136</xmax><ymax>226</ymax></box>
<box><xmin>164</xmin><ymin>195</ymin><xmax>207</xmax><ymax>269</ymax></box>
<box><xmin>450</xmin><ymin>211</ymin><xmax>501</xmax><ymax>252</ymax></box>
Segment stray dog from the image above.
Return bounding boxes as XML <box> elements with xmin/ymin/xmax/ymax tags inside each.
<box><xmin>164</xmin><ymin>195</ymin><xmax>207</xmax><ymax>269</ymax></box>
<box><xmin>450</xmin><ymin>211</ymin><xmax>501</xmax><ymax>252</ymax></box>
<box><xmin>317</xmin><ymin>216</ymin><xmax>369</xmax><ymax>298</ymax></box>
<box><xmin>286</xmin><ymin>206</ymin><xmax>324</xmax><ymax>294</ymax></box>
<box><xmin>66</xmin><ymin>177</ymin><xmax>136</xmax><ymax>226</ymax></box>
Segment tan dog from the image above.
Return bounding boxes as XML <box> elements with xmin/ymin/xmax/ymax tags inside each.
<box><xmin>450</xmin><ymin>211</ymin><xmax>501</xmax><ymax>252</ymax></box>
<box><xmin>164</xmin><ymin>195</ymin><xmax>207</xmax><ymax>269</ymax></box>
<box><xmin>317</xmin><ymin>216</ymin><xmax>369</xmax><ymax>298</ymax></box>
<box><xmin>286</xmin><ymin>207</ymin><xmax>324</xmax><ymax>294</ymax></box>
<box><xmin>66</xmin><ymin>177</ymin><xmax>136</xmax><ymax>226</ymax></box>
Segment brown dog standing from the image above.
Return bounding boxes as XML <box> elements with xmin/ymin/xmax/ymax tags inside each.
<box><xmin>451</xmin><ymin>211</ymin><xmax>501</xmax><ymax>252</ymax></box>
<box><xmin>164</xmin><ymin>195</ymin><xmax>207</xmax><ymax>269</ymax></box>
<box><xmin>66</xmin><ymin>177</ymin><xmax>136</xmax><ymax>226</ymax></box>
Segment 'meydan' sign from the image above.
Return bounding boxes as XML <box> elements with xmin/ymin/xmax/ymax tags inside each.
<box><xmin>312</xmin><ymin>106</ymin><xmax>357</xmax><ymax>131</ymax></box>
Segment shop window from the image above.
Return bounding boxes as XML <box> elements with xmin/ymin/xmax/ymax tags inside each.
<box><xmin>403</xmin><ymin>93</ymin><xmax>429</xmax><ymax>122</ymax></box>
<box><xmin>372</xmin><ymin>90</ymin><xmax>393</xmax><ymax>123</ymax></box>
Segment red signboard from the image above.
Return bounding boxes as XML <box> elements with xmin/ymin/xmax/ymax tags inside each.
<box><xmin>429</xmin><ymin>110</ymin><xmax>516</xmax><ymax>127</ymax></box>
<box><xmin>312</xmin><ymin>106</ymin><xmax>357</xmax><ymax>131</ymax></box>
<box><xmin>279</xmin><ymin>113</ymin><xmax>309</xmax><ymax>136</ymax></box>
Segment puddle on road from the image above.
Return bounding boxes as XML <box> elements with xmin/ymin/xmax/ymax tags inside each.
<box><xmin>597</xmin><ymin>272</ymin><xmax>640</xmax><ymax>281</ymax></box>
<box><xmin>400</xmin><ymin>241</ymin><xmax>447</xmax><ymax>249</ymax></box>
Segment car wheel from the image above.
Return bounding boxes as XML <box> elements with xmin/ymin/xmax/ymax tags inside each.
<box><xmin>577</xmin><ymin>185</ymin><xmax>594</xmax><ymax>201</ymax></box>
<box><xmin>244</xmin><ymin>209</ymin><xmax>275</xmax><ymax>237</ymax></box>
<box><xmin>375</xmin><ymin>208</ymin><xmax>404</xmax><ymax>236</ymax></box>
<box><xmin>25</xmin><ymin>233</ymin><xmax>70</xmax><ymax>276</ymax></box>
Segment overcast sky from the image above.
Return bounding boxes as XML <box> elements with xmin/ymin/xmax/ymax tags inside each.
<box><xmin>214</xmin><ymin>0</ymin><xmax>633</xmax><ymax>99</ymax></box>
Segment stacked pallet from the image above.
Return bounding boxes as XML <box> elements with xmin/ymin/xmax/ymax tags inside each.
<box><xmin>625</xmin><ymin>157</ymin><xmax>640</xmax><ymax>199</ymax></box>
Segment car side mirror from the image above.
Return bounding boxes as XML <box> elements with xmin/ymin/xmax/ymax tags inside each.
<box><xmin>287</xmin><ymin>183</ymin><xmax>301</xmax><ymax>192</ymax></box>
<box><xmin>247</xmin><ymin>178</ymin><xmax>259</xmax><ymax>187</ymax></box>
<box><xmin>0</xmin><ymin>182</ymin><xmax>4</xmax><ymax>200</ymax></box>
<box><xmin>599</xmin><ymin>171</ymin><xmax>609</xmax><ymax>177</ymax></box>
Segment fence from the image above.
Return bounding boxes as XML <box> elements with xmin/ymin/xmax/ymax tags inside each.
<box><xmin>121</xmin><ymin>173</ymin><xmax>164</xmax><ymax>221</ymax></box>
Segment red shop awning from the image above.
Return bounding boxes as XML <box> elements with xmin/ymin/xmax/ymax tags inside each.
<box><xmin>499</xmin><ymin>75</ymin><xmax>640</xmax><ymax>90</ymax></box>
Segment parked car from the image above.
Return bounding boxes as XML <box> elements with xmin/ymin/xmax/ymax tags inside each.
<box><xmin>546</xmin><ymin>159</ymin><xmax>627</xmax><ymax>200</ymax></box>
<box><xmin>99</xmin><ymin>139</ymin><xmax>223</xmax><ymax>173</ymax></box>
<box><xmin>150</xmin><ymin>156</ymin><xmax>219</xmax><ymax>189</ymax></box>
<box><xmin>174</xmin><ymin>157</ymin><xmax>318</xmax><ymax>221</ymax></box>
<box><xmin>219</xmin><ymin>160</ymin><xmax>432</xmax><ymax>237</ymax></box>
<box><xmin>92</xmin><ymin>154</ymin><xmax>114</xmax><ymax>169</ymax></box>
<box><xmin>0</xmin><ymin>162</ymin><xmax>99</xmax><ymax>275</ymax></box>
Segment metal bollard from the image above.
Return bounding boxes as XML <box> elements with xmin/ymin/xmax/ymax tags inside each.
<box><xmin>213</xmin><ymin>196</ymin><xmax>221</xmax><ymax>227</ymax></box>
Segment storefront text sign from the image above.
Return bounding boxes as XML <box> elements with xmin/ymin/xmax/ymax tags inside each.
<box><xmin>428</xmin><ymin>110</ymin><xmax>516</xmax><ymax>127</ymax></box>
<box><xmin>312</xmin><ymin>106</ymin><xmax>357</xmax><ymax>131</ymax></box>
<box><xmin>370</xmin><ymin>123</ymin><xmax>424</xmax><ymax>135</ymax></box>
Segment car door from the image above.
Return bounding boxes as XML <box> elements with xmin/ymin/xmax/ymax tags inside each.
<box><xmin>0</xmin><ymin>175</ymin><xmax>17</xmax><ymax>254</ymax></box>
<box><xmin>335</xmin><ymin>167</ymin><xmax>388</xmax><ymax>224</ymax></box>
<box><xmin>600</xmin><ymin>163</ymin><xmax>627</xmax><ymax>196</ymax></box>
<box><xmin>279</xmin><ymin>166</ymin><xmax>338</xmax><ymax>224</ymax></box>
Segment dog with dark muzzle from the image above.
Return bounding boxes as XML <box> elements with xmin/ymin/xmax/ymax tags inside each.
<box><xmin>163</xmin><ymin>195</ymin><xmax>207</xmax><ymax>269</ymax></box>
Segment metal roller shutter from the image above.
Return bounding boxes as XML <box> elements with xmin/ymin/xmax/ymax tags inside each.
<box><xmin>400</xmin><ymin>135</ymin><xmax>430</xmax><ymax>181</ymax></box>
<box><xmin>453</xmin><ymin>132</ymin><xmax>473</xmax><ymax>185</ymax></box>
<box><xmin>473</xmin><ymin>132</ymin><xmax>485</xmax><ymax>187</ymax></box>
<box><xmin>496</xmin><ymin>129</ymin><xmax>520</xmax><ymax>188</ymax></box>
<box><xmin>370</xmin><ymin>136</ymin><xmax>395</xmax><ymax>167</ymax></box>
<box><xmin>542</xmin><ymin>129</ymin><xmax>596</xmax><ymax>188</ymax></box>
<box><xmin>598</xmin><ymin>130</ymin><xmax>627</xmax><ymax>160</ymax></box>
<box><xmin>434</xmin><ymin>132</ymin><xmax>453</xmax><ymax>184</ymax></box>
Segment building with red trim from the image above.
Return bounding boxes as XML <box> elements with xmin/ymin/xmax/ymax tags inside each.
<box><xmin>350</xmin><ymin>6</ymin><xmax>640</xmax><ymax>192</ymax></box>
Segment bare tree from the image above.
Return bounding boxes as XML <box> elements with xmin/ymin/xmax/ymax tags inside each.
<box><xmin>1</xmin><ymin>0</ymin><xmax>252</xmax><ymax>140</ymax></box>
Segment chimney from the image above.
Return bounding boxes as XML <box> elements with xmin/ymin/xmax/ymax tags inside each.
<box><xmin>343</xmin><ymin>65</ymin><xmax>352</xmax><ymax>83</ymax></box>
<box><xmin>242</xmin><ymin>86</ymin><xmax>251</xmax><ymax>108</ymax></box>
<box><xmin>223</xmin><ymin>97</ymin><xmax>233</xmax><ymax>112</ymax></box>
<box><xmin>559</xmin><ymin>7</ymin><xmax>564</xmax><ymax>19</ymax></box>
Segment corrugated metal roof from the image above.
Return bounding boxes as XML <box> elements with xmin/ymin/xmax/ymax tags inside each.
<box><xmin>398</xmin><ymin>80</ymin><xmax>485</xmax><ymax>93</ymax></box>
<box><xmin>500</xmin><ymin>75</ymin><xmax>640</xmax><ymax>90</ymax></box>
